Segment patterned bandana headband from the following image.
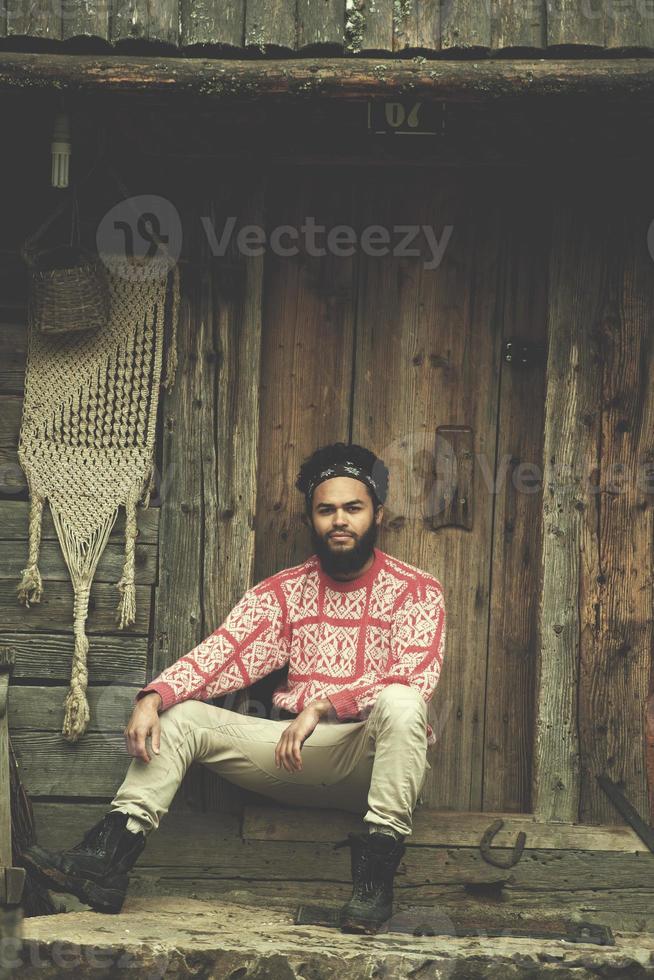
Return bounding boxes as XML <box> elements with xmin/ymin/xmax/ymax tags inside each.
<box><xmin>306</xmin><ymin>461</ymin><xmax>381</xmax><ymax>506</ymax></box>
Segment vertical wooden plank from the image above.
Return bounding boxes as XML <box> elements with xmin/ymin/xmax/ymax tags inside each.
<box><xmin>181</xmin><ymin>0</ymin><xmax>244</xmax><ymax>47</ymax></box>
<box><xmin>440</xmin><ymin>0</ymin><xmax>491</xmax><ymax>50</ymax></box>
<box><xmin>111</xmin><ymin>0</ymin><xmax>179</xmax><ymax>45</ymax></box>
<box><xmin>151</xmin><ymin>201</ymin><xmax>203</xmax><ymax>682</ymax></box>
<box><xmin>150</xmin><ymin>189</ymin><xmax>205</xmax><ymax>816</ymax></box>
<box><xmin>533</xmin><ymin>183</ymin><xmax>606</xmax><ymax>823</ymax></box>
<box><xmin>297</xmin><ymin>0</ymin><xmax>343</xmax><ymax>49</ymax></box>
<box><xmin>345</xmin><ymin>0</ymin><xmax>393</xmax><ymax>53</ymax></box>
<box><xmin>577</xmin><ymin>182</ymin><xmax>654</xmax><ymax>825</ymax></box>
<box><xmin>604</xmin><ymin>3</ymin><xmax>654</xmax><ymax>50</ymax></box>
<box><xmin>482</xmin><ymin>171</ymin><xmax>549</xmax><ymax>813</ymax></box>
<box><xmin>152</xmin><ymin>168</ymin><xmax>266</xmax><ymax>815</ymax></box>
<box><xmin>245</xmin><ymin>0</ymin><xmax>296</xmax><ymax>51</ymax></box>
<box><xmin>5</xmin><ymin>0</ymin><xmax>61</xmax><ymax>39</ymax></box>
<box><xmin>204</xmin><ymin>176</ymin><xmax>267</xmax><ymax>644</ymax></box>
<box><xmin>62</xmin><ymin>0</ymin><xmax>110</xmax><ymax>40</ymax></box>
<box><xmin>254</xmin><ymin>166</ymin><xmax>357</xmax><ymax>584</ymax></box>
<box><xmin>491</xmin><ymin>0</ymin><xmax>545</xmax><ymax>49</ymax></box>
<box><xmin>351</xmin><ymin>168</ymin><xmax>503</xmax><ymax>811</ymax></box>
<box><xmin>547</xmin><ymin>0</ymin><xmax>605</xmax><ymax>48</ymax></box>
<box><xmin>392</xmin><ymin>0</ymin><xmax>439</xmax><ymax>51</ymax></box>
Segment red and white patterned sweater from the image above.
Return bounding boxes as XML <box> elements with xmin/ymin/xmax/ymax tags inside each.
<box><xmin>136</xmin><ymin>547</ymin><xmax>446</xmax><ymax>746</ymax></box>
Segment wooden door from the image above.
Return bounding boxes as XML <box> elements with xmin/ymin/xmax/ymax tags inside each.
<box><xmin>253</xmin><ymin>164</ymin><xmax>548</xmax><ymax>813</ymax></box>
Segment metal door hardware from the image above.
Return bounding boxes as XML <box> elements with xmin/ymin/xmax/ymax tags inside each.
<box><xmin>503</xmin><ymin>338</ymin><xmax>546</xmax><ymax>369</ymax></box>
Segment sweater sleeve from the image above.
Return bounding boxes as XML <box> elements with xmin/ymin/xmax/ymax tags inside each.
<box><xmin>326</xmin><ymin>581</ymin><xmax>446</xmax><ymax>721</ymax></box>
<box><xmin>134</xmin><ymin>582</ymin><xmax>290</xmax><ymax>712</ymax></box>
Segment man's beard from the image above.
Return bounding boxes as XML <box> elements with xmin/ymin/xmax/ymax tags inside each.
<box><xmin>310</xmin><ymin>518</ymin><xmax>379</xmax><ymax>577</ymax></box>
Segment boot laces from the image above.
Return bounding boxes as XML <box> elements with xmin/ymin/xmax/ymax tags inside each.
<box><xmin>70</xmin><ymin>814</ymin><xmax>120</xmax><ymax>853</ymax></box>
<box><xmin>333</xmin><ymin>833</ymin><xmax>394</xmax><ymax>901</ymax></box>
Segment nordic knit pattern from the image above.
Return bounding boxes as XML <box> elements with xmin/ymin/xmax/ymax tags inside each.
<box><xmin>136</xmin><ymin>548</ymin><xmax>446</xmax><ymax>746</ymax></box>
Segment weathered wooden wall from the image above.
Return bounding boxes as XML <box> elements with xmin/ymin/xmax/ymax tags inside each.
<box><xmin>1</xmin><ymin>0</ymin><xmax>654</xmax><ymax>53</ymax></box>
<box><xmin>0</xmin><ymin>99</ymin><xmax>653</xmax><ymax>886</ymax></box>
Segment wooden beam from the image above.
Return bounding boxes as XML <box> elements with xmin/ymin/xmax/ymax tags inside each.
<box><xmin>1</xmin><ymin>54</ymin><xmax>654</xmax><ymax>102</ymax></box>
<box><xmin>242</xmin><ymin>803</ymin><xmax>646</xmax><ymax>852</ymax></box>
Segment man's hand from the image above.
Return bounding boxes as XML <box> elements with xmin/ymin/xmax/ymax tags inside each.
<box><xmin>275</xmin><ymin>699</ymin><xmax>332</xmax><ymax>773</ymax></box>
<box><xmin>124</xmin><ymin>692</ymin><xmax>163</xmax><ymax>763</ymax></box>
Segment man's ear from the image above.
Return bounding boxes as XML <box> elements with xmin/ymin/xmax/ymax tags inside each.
<box><xmin>375</xmin><ymin>505</ymin><xmax>384</xmax><ymax>526</ymax></box>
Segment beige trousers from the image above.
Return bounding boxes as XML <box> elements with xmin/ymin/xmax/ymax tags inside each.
<box><xmin>109</xmin><ymin>682</ymin><xmax>432</xmax><ymax>839</ymax></box>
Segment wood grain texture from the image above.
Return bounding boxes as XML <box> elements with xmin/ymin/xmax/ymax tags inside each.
<box><xmin>62</xmin><ymin>0</ymin><xmax>110</xmax><ymax>40</ymax></box>
<box><xmin>5</xmin><ymin>0</ymin><xmax>62</xmax><ymax>39</ymax></box>
<box><xmin>0</xmin><ymin>631</ymin><xmax>147</xmax><ymax>683</ymax></box>
<box><xmin>351</xmin><ymin>167</ymin><xmax>503</xmax><ymax>812</ymax></box>
<box><xmin>5</xmin><ymin>55</ymin><xmax>654</xmax><ymax>101</ymax></box>
<box><xmin>181</xmin><ymin>0</ymin><xmax>244</xmax><ymax>48</ymax></box>
<box><xmin>392</xmin><ymin>0</ymin><xmax>439</xmax><ymax>52</ymax></box>
<box><xmin>345</xmin><ymin>0</ymin><xmax>393</xmax><ymax>53</ymax></box>
<box><xmin>604</xmin><ymin>1</ymin><xmax>654</xmax><ymax>50</ymax></box>
<box><xmin>0</xmin><ymin>320</ymin><xmax>26</xmax><ymax>394</ymax></box>
<box><xmin>26</xmin><ymin>802</ymin><xmax>654</xmax><ymax>890</ymax></box>
<box><xmin>245</xmin><ymin>0</ymin><xmax>295</xmax><ymax>51</ymax></box>
<box><xmin>533</xmin><ymin>185</ymin><xmax>605</xmax><ymax>823</ymax></box>
<box><xmin>242</xmin><ymin>803</ymin><xmax>646</xmax><ymax>851</ymax></box>
<box><xmin>440</xmin><ymin>0</ymin><xmax>491</xmax><ymax>49</ymax></box>
<box><xmin>491</xmin><ymin>0</ymin><xmax>545</xmax><ymax>50</ymax></box>
<box><xmin>151</xmin><ymin>173</ymin><xmax>266</xmax><ymax>817</ymax></box>
<box><xmin>482</xmin><ymin>171</ymin><xmax>549</xmax><ymax>813</ymax></box>
<box><xmin>254</xmin><ymin>166</ymin><xmax>356</xmax><ymax>583</ymax></box>
<box><xmin>547</xmin><ymin>0</ymin><xmax>605</xmax><ymax>48</ymax></box>
<box><xmin>12</xmin><ymin>731</ymin><xmax>128</xmax><ymax>796</ymax></box>
<box><xmin>110</xmin><ymin>0</ymin><xmax>179</xmax><ymax>45</ymax></box>
<box><xmin>8</xmin><ymin>684</ymin><xmax>135</xmax><ymax>731</ymax></box>
<box><xmin>2</xmin><ymin>0</ymin><xmax>654</xmax><ymax>51</ymax></box>
<box><xmin>576</xmin><ymin>186</ymin><xmax>654</xmax><ymax>825</ymax></box>
<box><xmin>297</xmin><ymin>0</ymin><xmax>343</xmax><ymax>50</ymax></box>
<box><xmin>0</xmin><ymin>580</ymin><xmax>150</xmax><ymax>632</ymax></box>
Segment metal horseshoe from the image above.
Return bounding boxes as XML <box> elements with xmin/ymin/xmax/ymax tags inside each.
<box><xmin>479</xmin><ymin>819</ymin><xmax>526</xmax><ymax>869</ymax></box>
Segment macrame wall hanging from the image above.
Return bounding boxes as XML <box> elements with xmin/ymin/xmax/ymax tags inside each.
<box><xmin>16</xmin><ymin>253</ymin><xmax>180</xmax><ymax>742</ymax></box>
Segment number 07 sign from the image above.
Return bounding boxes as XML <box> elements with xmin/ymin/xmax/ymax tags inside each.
<box><xmin>367</xmin><ymin>100</ymin><xmax>444</xmax><ymax>135</ymax></box>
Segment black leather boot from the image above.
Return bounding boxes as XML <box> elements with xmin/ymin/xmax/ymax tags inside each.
<box><xmin>334</xmin><ymin>831</ymin><xmax>406</xmax><ymax>934</ymax></box>
<box><xmin>21</xmin><ymin>811</ymin><xmax>146</xmax><ymax>914</ymax></box>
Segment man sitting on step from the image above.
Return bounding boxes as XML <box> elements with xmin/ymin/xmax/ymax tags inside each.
<box><xmin>23</xmin><ymin>441</ymin><xmax>447</xmax><ymax>935</ymax></box>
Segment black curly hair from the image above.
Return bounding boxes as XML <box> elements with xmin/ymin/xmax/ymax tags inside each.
<box><xmin>295</xmin><ymin>442</ymin><xmax>389</xmax><ymax>512</ymax></box>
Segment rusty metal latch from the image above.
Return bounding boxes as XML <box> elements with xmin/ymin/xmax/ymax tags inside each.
<box><xmin>479</xmin><ymin>819</ymin><xmax>526</xmax><ymax>869</ymax></box>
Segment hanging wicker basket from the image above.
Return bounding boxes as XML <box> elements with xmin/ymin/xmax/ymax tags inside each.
<box><xmin>21</xmin><ymin>189</ymin><xmax>111</xmax><ymax>336</ymax></box>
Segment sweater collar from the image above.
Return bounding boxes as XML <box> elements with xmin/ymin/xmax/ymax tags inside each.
<box><xmin>315</xmin><ymin>547</ymin><xmax>384</xmax><ymax>593</ymax></box>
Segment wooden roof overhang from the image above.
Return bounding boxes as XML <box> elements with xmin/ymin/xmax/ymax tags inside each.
<box><xmin>1</xmin><ymin>53</ymin><xmax>654</xmax><ymax>102</ymax></box>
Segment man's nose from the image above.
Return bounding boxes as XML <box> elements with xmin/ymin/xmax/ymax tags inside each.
<box><xmin>332</xmin><ymin>512</ymin><xmax>348</xmax><ymax>526</ymax></box>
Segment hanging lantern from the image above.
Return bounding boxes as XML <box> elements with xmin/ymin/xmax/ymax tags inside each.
<box><xmin>51</xmin><ymin>110</ymin><xmax>71</xmax><ymax>189</ymax></box>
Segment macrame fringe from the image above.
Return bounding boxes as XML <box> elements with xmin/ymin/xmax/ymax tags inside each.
<box><xmin>163</xmin><ymin>263</ymin><xmax>180</xmax><ymax>390</ymax></box>
<box><xmin>16</xmin><ymin>489</ymin><xmax>44</xmax><ymax>607</ymax></box>
<box><xmin>51</xmin><ymin>506</ymin><xmax>118</xmax><ymax>743</ymax></box>
<box><xmin>116</xmin><ymin>493</ymin><xmax>138</xmax><ymax>629</ymax></box>
<box><xmin>62</xmin><ymin>585</ymin><xmax>91</xmax><ymax>743</ymax></box>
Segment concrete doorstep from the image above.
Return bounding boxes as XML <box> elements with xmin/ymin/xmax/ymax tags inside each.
<box><xmin>8</xmin><ymin>896</ymin><xmax>654</xmax><ymax>979</ymax></box>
